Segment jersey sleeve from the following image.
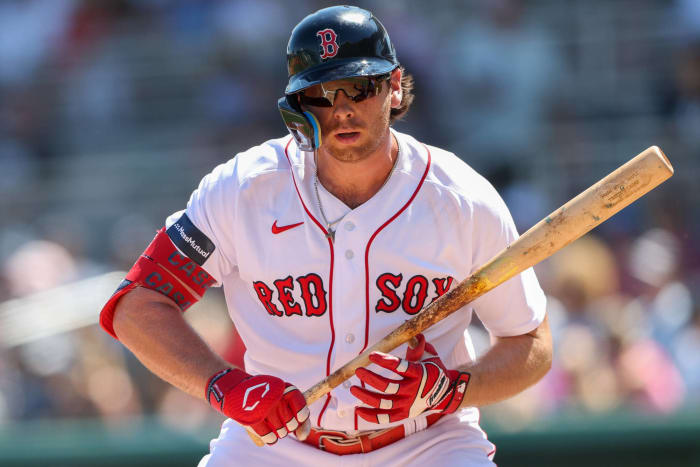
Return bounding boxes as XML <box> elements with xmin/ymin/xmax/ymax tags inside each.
<box><xmin>468</xmin><ymin>181</ymin><xmax>547</xmax><ymax>337</ymax></box>
<box><xmin>165</xmin><ymin>161</ymin><xmax>238</xmax><ymax>285</ymax></box>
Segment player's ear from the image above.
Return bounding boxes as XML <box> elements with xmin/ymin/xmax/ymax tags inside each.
<box><xmin>390</xmin><ymin>68</ymin><xmax>402</xmax><ymax>109</ymax></box>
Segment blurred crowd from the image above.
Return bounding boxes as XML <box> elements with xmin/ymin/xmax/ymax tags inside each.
<box><xmin>1</xmin><ymin>0</ymin><xmax>699</xmax><ymax>434</ymax></box>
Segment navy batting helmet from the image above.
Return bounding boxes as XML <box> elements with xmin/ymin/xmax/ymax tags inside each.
<box><xmin>278</xmin><ymin>6</ymin><xmax>399</xmax><ymax>151</ymax></box>
<box><xmin>285</xmin><ymin>5</ymin><xmax>398</xmax><ymax>94</ymax></box>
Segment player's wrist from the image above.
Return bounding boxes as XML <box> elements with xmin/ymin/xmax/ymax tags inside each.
<box><xmin>205</xmin><ymin>367</ymin><xmax>251</xmax><ymax>415</ymax></box>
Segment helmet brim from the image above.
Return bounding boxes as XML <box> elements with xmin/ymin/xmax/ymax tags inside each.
<box><xmin>285</xmin><ymin>57</ymin><xmax>397</xmax><ymax>95</ymax></box>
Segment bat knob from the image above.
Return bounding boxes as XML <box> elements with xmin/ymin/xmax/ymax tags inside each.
<box><xmin>245</xmin><ymin>427</ymin><xmax>265</xmax><ymax>446</ymax></box>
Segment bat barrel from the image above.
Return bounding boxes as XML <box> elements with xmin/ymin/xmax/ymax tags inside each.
<box><xmin>496</xmin><ymin>145</ymin><xmax>674</xmax><ymax>279</ymax></box>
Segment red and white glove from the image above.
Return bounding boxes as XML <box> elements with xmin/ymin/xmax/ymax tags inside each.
<box><xmin>206</xmin><ymin>368</ymin><xmax>310</xmax><ymax>445</ymax></box>
<box><xmin>351</xmin><ymin>334</ymin><xmax>470</xmax><ymax>424</ymax></box>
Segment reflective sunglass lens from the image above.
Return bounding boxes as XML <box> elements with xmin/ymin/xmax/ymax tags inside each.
<box><xmin>299</xmin><ymin>75</ymin><xmax>388</xmax><ymax>107</ymax></box>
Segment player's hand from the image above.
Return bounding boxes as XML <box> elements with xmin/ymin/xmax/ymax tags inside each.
<box><xmin>351</xmin><ymin>334</ymin><xmax>470</xmax><ymax>424</ymax></box>
<box><xmin>206</xmin><ymin>368</ymin><xmax>310</xmax><ymax>445</ymax></box>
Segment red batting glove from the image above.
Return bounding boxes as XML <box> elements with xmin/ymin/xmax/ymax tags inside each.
<box><xmin>351</xmin><ymin>334</ymin><xmax>470</xmax><ymax>424</ymax></box>
<box><xmin>206</xmin><ymin>368</ymin><xmax>310</xmax><ymax>445</ymax></box>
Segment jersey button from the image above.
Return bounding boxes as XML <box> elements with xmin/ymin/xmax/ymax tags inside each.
<box><xmin>345</xmin><ymin>333</ymin><xmax>355</xmax><ymax>344</ymax></box>
<box><xmin>343</xmin><ymin>380</ymin><xmax>352</xmax><ymax>389</ymax></box>
<box><xmin>338</xmin><ymin>410</ymin><xmax>346</xmax><ymax>418</ymax></box>
<box><xmin>344</xmin><ymin>221</ymin><xmax>355</xmax><ymax>231</ymax></box>
<box><xmin>345</xmin><ymin>250</ymin><xmax>354</xmax><ymax>259</ymax></box>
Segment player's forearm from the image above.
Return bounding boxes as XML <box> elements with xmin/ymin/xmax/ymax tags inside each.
<box><xmin>456</xmin><ymin>314</ymin><xmax>552</xmax><ymax>408</ymax></box>
<box><xmin>112</xmin><ymin>287</ymin><xmax>233</xmax><ymax>401</ymax></box>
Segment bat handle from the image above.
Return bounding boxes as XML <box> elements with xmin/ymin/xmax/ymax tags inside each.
<box><xmin>243</xmin><ymin>340</ymin><xmax>423</xmax><ymax>448</ymax></box>
<box><xmin>245</xmin><ymin>412</ymin><xmax>313</xmax><ymax>446</ymax></box>
<box><xmin>246</xmin><ymin>427</ymin><xmax>265</xmax><ymax>446</ymax></box>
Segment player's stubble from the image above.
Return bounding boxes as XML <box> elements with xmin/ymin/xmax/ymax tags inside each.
<box><xmin>317</xmin><ymin>88</ymin><xmax>393</xmax><ymax>164</ymax></box>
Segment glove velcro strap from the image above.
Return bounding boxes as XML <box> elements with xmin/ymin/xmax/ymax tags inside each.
<box><xmin>437</xmin><ymin>371</ymin><xmax>471</xmax><ymax>414</ymax></box>
<box><xmin>206</xmin><ymin>368</ymin><xmax>251</xmax><ymax>414</ymax></box>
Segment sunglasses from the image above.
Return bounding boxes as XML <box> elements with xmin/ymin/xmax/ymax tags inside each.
<box><xmin>298</xmin><ymin>74</ymin><xmax>391</xmax><ymax>107</ymax></box>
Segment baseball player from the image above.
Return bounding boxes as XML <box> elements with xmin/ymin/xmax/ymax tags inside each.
<box><xmin>99</xmin><ymin>6</ymin><xmax>551</xmax><ymax>466</ymax></box>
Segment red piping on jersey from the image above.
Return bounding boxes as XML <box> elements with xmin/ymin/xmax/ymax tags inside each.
<box><xmin>360</xmin><ymin>145</ymin><xmax>432</xmax><ymax>357</ymax></box>
<box><xmin>284</xmin><ymin>138</ymin><xmax>335</xmax><ymax>426</ymax></box>
<box><xmin>353</xmin><ymin>144</ymin><xmax>431</xmax><ymax>429</ymax></box>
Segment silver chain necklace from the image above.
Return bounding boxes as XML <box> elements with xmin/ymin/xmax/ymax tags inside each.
<box><xmin>314</xmin><ymin>141</ymin><xmax>399</xmax><ymax>243</ymax></box>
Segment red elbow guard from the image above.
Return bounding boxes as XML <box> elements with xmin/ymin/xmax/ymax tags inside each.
<box><xmin>99</xmin><ymin>228</ymin><xmax>217</xmax><ymax>339</ymax></box>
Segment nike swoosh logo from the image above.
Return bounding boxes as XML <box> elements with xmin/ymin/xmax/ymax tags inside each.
<box><xmin>271</xmin><ymin>220</ymin><xmax>304</xmax><ymax>234</ymax></box>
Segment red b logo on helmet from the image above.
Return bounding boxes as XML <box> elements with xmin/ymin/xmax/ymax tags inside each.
<box><xmin>317</xmin><ymin>28</ymin><xmax>339</xmax><ymax>59</ymax></box>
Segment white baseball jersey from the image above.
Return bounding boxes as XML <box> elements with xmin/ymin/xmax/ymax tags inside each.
<box><xmin>165</xmin><ymin>129</ymin><xmax>545</xmax><ymax>441</ymax></box>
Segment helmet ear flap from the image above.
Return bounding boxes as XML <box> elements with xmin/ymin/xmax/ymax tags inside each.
<box><xmin>278</xmin><ymin>96</ymin><xmax>321</xmax><ymax>151</ymax></box>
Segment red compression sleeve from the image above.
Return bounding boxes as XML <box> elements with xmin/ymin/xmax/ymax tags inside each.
<box><xmin>99</xmin><ymin>228</ymin><xmax>218</xmax><ymax>339</ymax></box>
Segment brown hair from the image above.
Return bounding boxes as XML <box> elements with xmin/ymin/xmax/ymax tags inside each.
<box><xmin>390</xmin><ymin>66</ymin><xmax>415</xmax><ymax>124</ymax></box>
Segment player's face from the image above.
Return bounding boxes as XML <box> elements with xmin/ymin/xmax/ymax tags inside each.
<box><xmin>301</xmin><ymin>69</ymin><xmax>402</xmax><ymax>163</ymax></box>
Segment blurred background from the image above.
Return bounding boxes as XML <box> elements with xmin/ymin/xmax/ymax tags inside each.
<box><xmin>0</xmin><ymin>0</ymin><xmax>699</xmax><ymax>465</ymax></box>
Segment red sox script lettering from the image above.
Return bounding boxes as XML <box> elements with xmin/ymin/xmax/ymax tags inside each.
<box><xmin>316</xmin><ymin>28</ymin><xmax>339</xmax><ymax>59</ymax></box>
<box><xmin>252</xmin><ymin>273</ymin><xmax>453</xmax><ymax>318</ymax></box>
<box><xmin>254</xmin><ymin>273</ymin><xmax>327</xmax><ymax>317</ymax></box>
<box><xmin>376</xmin><ymin>274</ymin><xmax>454</xmax><ymax>314</ymax></box>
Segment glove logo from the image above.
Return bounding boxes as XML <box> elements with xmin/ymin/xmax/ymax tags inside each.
<box><xmin>317</xmin><ymin>28</ymin><xmax>339</xmax><ymax>59</ymax></box>
<box><xmin>242</xmin><ymin>382</ymin><xmax>270</xmax><ymax>411</ymax></box>
<box><xmin>428</xmin><ymin>373</ymin><xmax>448</xmax><ymax>407</ymax></box>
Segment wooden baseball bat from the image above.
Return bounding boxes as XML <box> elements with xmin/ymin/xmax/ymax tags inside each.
<box><xmin>249</xmin><ymin>145</ymin><xmax>673</xmax><ymax>446</ymax></box>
